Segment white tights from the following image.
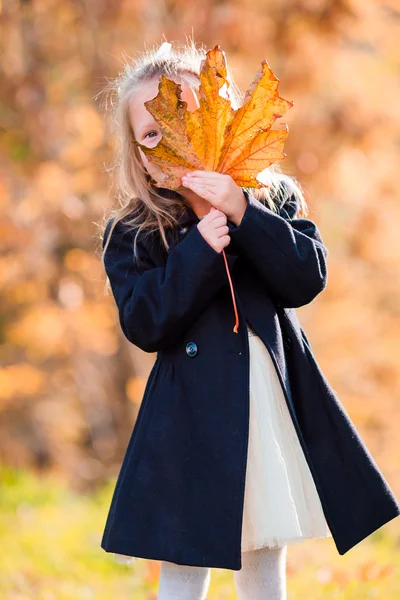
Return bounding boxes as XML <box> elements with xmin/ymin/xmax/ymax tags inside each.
<box><xmin>157</xmin><ymin>545</ymin><xmax>287</xmax><ymax>599</ymax></box>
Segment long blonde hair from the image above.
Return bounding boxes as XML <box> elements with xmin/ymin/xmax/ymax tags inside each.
<box><xmin>98</xmin><ymin>36</ymin><xmax>308</xmax><ymax>272</ymax></box>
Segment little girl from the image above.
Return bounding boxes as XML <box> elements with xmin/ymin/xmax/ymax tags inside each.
<box><xmin>99</xmin><ymin>40</ymin><xmax>398</xmax><ymax>599</ymax></box>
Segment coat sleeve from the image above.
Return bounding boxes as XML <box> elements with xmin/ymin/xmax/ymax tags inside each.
<box><xmin>227</xmin><ymin>190</ymin><xmax>328</xmax><ymax>308</ymax></box>
<box><xmin>102</xmin><ymin>218</ymin><xmax>238</xmax><ymax>353</ymax></box>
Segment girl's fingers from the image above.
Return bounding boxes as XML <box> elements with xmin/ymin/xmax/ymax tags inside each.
<box><xmin>186</xmin><ymin>179</ymin><xmax>219</xmax><ymax>188</ymax></box>
<box><xmin>187</xmin><ymin>170</ymin><xmax>222</xmax><ymax>178</ymax></box>
<box><xmin>185</xmin><ymin>182</ymin><xmax>217</xmax><ymax>198</ymax></box>
<box><xmin>185</xmin><ymin>175</ymin><xmax>220</xmax><ymax>185</ymax></box>
<box><xmin>208</xmin><ymin>213</ymin><xmax>227</xmax><ymax>225</ymax></box>
<box><xmin>215</xmin><ymin>224</ymin><xmax>230</xmax><ymax>236</ymax></box>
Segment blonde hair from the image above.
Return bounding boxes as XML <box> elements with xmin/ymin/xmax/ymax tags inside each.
<box><xmin>98</xmin><ymin>35</ymin><xmax>308</xmax><ymax>276</ymax></box>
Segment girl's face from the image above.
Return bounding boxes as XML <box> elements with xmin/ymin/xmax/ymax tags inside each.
<box><xmin>129</xmin><ymin>77</ymin><xmax>201</xmax><ymax>186</ymax></box>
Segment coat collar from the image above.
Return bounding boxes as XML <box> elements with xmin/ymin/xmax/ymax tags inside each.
<box><xmin>177</xmin><ymin>203</ymin><xmax>201</xmax><ymax>230</ymax></box>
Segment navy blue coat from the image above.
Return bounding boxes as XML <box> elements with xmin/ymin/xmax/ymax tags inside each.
<box><xmin>100</xmin><ymin>188</ymin><xmax>400</xmax><ymax>571</ymax></box>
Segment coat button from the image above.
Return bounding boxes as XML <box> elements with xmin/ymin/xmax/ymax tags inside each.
<box><xmin>186</xmin><ymin>341</ymin><xmax>198</xmax><ymax>357</ymax></box>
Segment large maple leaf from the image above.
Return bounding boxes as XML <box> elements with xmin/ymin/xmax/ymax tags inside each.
<box><xmin>133</xmin><ymin>44</ymin><xmax>294</xmax><ymax>189</ymax></box>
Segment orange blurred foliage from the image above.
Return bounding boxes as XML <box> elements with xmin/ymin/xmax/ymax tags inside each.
<box><xmin>0</xmin><ymin>0</ymin><xmax>399</xmax><ymax>502</ymax></box>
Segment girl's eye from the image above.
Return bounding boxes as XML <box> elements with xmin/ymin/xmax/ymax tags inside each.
<box><xmin>144</xmin><ymin>131</ymin><xmax>159</xmax><ymax>140</ymax></box>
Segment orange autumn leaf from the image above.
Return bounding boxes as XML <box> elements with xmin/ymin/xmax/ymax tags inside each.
<box><xmin>134</xmin><ymin>44</ymin><xmax>294</xmax><ymax>190</ymax></box>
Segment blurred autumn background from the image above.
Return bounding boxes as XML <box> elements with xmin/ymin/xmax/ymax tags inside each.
<box><xmin>1</xmin><ymin>0</ymin><xmax>400</xmax><ymax>598</ymax></box>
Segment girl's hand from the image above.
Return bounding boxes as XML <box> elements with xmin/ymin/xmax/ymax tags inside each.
<box><xmin>181</xmin><ymin>171</ymin><xmax>247</xmax><ymax>226</ymax></box>
<box><xmin>197</xmin><ymin>206</ymin><xmax>231</xmax><ymax>254</ymax></box>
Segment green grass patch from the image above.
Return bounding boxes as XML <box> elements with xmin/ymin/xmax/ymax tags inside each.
<box><xmin>0</xmin><ymin>465</ymin><xmax>399</xmax><ymax>599</ymax></box>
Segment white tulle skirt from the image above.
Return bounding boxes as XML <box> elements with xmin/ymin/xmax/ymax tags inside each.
<box><xmin>240</xmin><ymin>324</ymin><xmax>332</xmax><ymax>552</ymax></box>
<box><xmin>113</xmin><ymin>324</ymin><xmax>331</xmax><ymax>565</ymax></box>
